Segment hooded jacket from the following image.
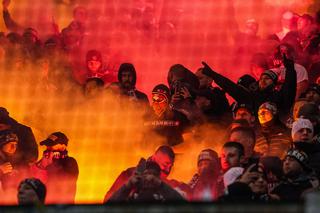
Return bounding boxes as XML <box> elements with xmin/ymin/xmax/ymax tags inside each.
<box><xmin>0</xmin><ymin>108</ymin><xmax>38</xmax><ymax>166</ymax></box>
<box><xmin>116</xmin><ymin>63</ymin><xmax>149</xmax><ymax>104</ymax></box>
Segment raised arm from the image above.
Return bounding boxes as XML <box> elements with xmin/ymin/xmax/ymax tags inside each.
<box><xmin>201</xmin><ymin>61</ymin><xmax>252</xmax><ymax>104</ymax></box>
<box><xmin>279</xmin><ymin>54</ymin><xmax>297</xmax><ymax>113</ymax></box>
<box><xmin>2</xmin><ymin>0</ymin><xmax>23</xmax><ymax>33</ymax></box>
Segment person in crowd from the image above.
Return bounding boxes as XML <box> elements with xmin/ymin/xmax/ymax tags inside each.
<box><xmin>30</xmin><ymin>132</ymin><xmax>79</xmax><ymax>204</ymax></box>
<box><xmin>107</xmin><ymin>161</ymin><xmax>185</xmax><ymax>202</ymax></box>
<box><xmin>228</xmin><ymin>126</ymin><xmax>260</xmax><ymax>167</ymax></box>
<box><xmin>287</xmin><ymin>98</ymin><xmax>309</xmax><ymax>127</ymax></box>
<box><xmin>231</xmin><ymin>103</ymin><xmax>256</xmax><ymax>128</ymax></box>
<box><xmin>269</xmin><ymin>11</ymin><xmax>298</xmax><ymax>42</ymax></box>
<box><xmin>194</xmin><ymin>67</ymin><xmax>231</xmax><ymax>124</ymax></box>
<box><xmin>303</xmin><ymin>83</ymin><xmax>320</xmax><ymax>106</ymax></box>
<box><xmin>228</xmin><ymin>16</ymin><xmax>262</xmax><ymax>68</ymax></box>
<box><xmin>270</xmin><ymin>43</ymin><xmax>308</xmax><ymax>99</ymax></box>
<box><xmin>220</xmin><ymin>142</ymin><xmax>245</xmax><ymax>174</ymax></box>
<box><xmin>297</xmin><ymin>102</ymin><xmax>320</xmax><ymax>142</ymax></box>
<box><xmin>2</xmin><ymin>0</ymin><xmax>26</xmax><ymax>33</ymax></box>
<box><xmin>259</xmin><ymin>156</ymin><xmax>283</xmax><ymax>193</ymax></box>
<box><xmin>271</xmin><ymin>149</ymin><xmax>319</xmax><ymax>201</ymax></box>
<box><xmin>112</xmin><ymin>63</ymin><xmax>149</xmax><ymax>107</ymax></box>
<box><xmin>0</xmin><ymin>107</ymin><xmax>38</xmax><ymax>166</ymax></box>
<box><xmin>188</xmin><ymin>149</ymin><xmax>220</xmax><ymax>201</ymax></box>
<box><xmin>255</xmin><ymin>102</ymin><xmax>292</xmax><ymax>158</ymax></box>
<box><xmin>167</xmin><ymin>64</ymin><xmax>204</xmax><ymax>124</ymax></box>
<box><xmin>143</xmin><ymin>84</ymin><xmax>190</xmax><ymax>146</ymax></box>
<box><xmin>60</xmin><ymin>21</ymin><xmax>84</xmax><ymax>54</ymax></box>
<box><xmin>83</xmin><ymin>77</ymin><xmax>105</xmax><ymax>99</ymax></box>
<box><xmin>20</xmin><ymin>28</ymin><xmax>42</xmax><ymax>61</ymax></box>
<box><xmin>17</xmin><ymin>178</ymin><xmax>46</xmax><ymax>205</ymax></box>
<box><xmin>73</xmin><ymin>49</ymin><xmax>116</xmax><ymax>85</ymax></box>
<box><xmin>220</xmin><ymin>164</ymin><xmax>272</xmax><ymax>202</ymax></box>
<box><xmin>68</xmin><ymin>6</ymin><xmax>88</xmax><ymax>34</ymax></box>
<box><xmin>292</xmin><ymin>120</ymin><xmax>320</xmax><ymax>178</ymax></box>
<box><xmin>103</xmin><ymin>145</ymin><xmax>185</xmax><ymax>202</ymax></box>
<box><xmin>217</xmin><ymin>141</ymin><xmax>245</xmax><ymax>197</ymax></box>
<box><xmin>237</xmin><ymin>74</ymin><xmax>259</xmax><ymax>94</ymax></box>
<box><xmin>298</xmin><ymin>14</ymin><xmax>314</xmax><ymax>33</ymax></box>
<box><xmin>2</xmin><ymin>0</ymin><xmax>43</xmax><ymax>60</ymax></box>
<box><xmin>0</xmin><ymin>129</ymin><xmax>27</xmax><ymax>199</ymax></box>
<box><xmin>201</xmin><ymin>54</ymin><xmax>297</xmax><ymax>116</ymax></box>
<box><xmin>292</xmin><ymin>118</ymin><xmax>314</xmax><ymax>143</ymax></box>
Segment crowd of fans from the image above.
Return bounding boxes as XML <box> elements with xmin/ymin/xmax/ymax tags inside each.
<box><xmin>1</xmin><ymin>0</ymin><xmax>320</xmax><ymax>206</ymax></box>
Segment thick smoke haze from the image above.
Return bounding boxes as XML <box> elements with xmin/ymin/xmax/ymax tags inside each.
<box><xmin>0</xmin><ymin>0</ymin><xmax>317</xmax><ymax>204</ymax></box>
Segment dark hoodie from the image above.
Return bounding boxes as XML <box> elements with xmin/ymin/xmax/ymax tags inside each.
<box><xmin>167</xmin><ymin>64</ymin><xmax>204</xmax><ymax>124</ymax></box>
<box><xmin>0</xmin><ymin>108</ymin><xmax>38</xmax><ymax>166</ymax></box>
<box><xmin>116</xmin><ymin>63</ymin><xmax>149</xmax><ymax>104</ymax></box>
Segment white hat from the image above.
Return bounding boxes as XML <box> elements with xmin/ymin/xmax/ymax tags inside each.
<box><xmin>291</xmin><ymin>118</ymin><xmax>314</xmax><ymax>139</ymax></box>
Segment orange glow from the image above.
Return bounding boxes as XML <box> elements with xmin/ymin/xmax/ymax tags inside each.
<box><xmin>0</xmin><ymin>0</ymin><xmax>315</xmax><ymax>204</ymax></box>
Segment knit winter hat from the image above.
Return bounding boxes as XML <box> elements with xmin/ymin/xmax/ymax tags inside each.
<box><xmin>223</xmin><ymin>167</ymin><xmax>244</xmax><ymax>188</ymax></box>
<box><xmin>259</xmin><ymin>102</ymin><xmax>278</xmax><ymax>115</ymax></box>
<box><xmin>237</xmin><ymin>74</ymin><xmax>257</xmax><ymax>92</ymax></box>
<box><xmin>291</xmin><ymin>118</ymin><xmax>314</xmax><ymax>139</ymax></box>
<box><xmin>197</xmin><ymin>149</ymin><xmax>219</xmax><ymax>165</ymax></box>
<box><xmin>0</xmin><ymin>129</ymin><xmax>18</xmax><ymax>147</ymax></box>
<box><xmin>261</xmin><ymin>70</ymin><xmax>278</xmax><ymax>84</ymax></box>
<box><xmin>19</xmin><ymin>178</ymin><xmax>46</xmax><ymax>204</ymax></box>
<box><xmin>231</xmin><ymin>102</ymin><xmax>254</xmax><ymax>116</ymax></box>
<box><xmin>286</xmin><ymin>149</ymin><xmax>309</xmax><ymax>170</ymax></box>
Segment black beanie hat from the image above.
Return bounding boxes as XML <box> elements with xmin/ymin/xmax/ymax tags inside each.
<box><xmin>261</xmin><ymin>70</ymin><xmax>278</xmax><ymax>84</ymax></box>
<box><xmin>237</xmin><ymin>74</ymin><xmax>257</xmax><ymax>92</ymax></box>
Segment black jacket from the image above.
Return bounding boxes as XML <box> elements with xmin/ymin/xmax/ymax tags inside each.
<box><xmin>294</xmin><ymin>142</ymin><xmax>320</xmax><ymax>178</ymax></box>
<box><xmin>7</xmin><ymin>117</ymin><xmax>38</xmax><ymax>166</ymax></box>
<box><xmin>202</xmin><ymin>60</ymin><xmax>296</xmax><ymax>116</ymax></box>
<box><xmin>271</xmin><ymin>174</ymin><xmax>316</xmax><ymax>201</ymax></box>
<box><xmin>108</xmin><ymin>180</ymin><xmax>185</xmax><ymax>202</ymax></box>
<box><xmin>45</xmin><ymin>156</ymin><xmax>79</xmax><ymax>204</ymax></box>
<box><xmin>218</xmin><ymin>182</ymin><xmax>271</xmax><ymax>203</ymax></box>
<box><xmin>143</xmin><ymin>108</ymin><xmax>191</xmax><ymax>146</ymax></box>
<box><xmin>195</xmin><ymin>86</ymin><xmax>232</xmax><ymax>124</ymax></box>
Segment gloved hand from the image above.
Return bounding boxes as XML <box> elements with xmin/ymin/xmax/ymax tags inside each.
<box><xmin>282</xmin><ymin>54</ymin><xmax>294</xmax><ymax>71</ymax></box>
<box><xmin>201</xmin><ymin>61</ymin><xmax>216</xmax><ymax>78</ymax></box>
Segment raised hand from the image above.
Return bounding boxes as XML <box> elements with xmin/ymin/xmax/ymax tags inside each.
<box><xmin>2</xmin><ymin>0</ymin><xmax>10</xmax><ymax>10</ymax></box>
<box><xmin>282</xmin><ymin>53</ymin><xmax>294</xmax><ymax>71</ymax></box>
<box><xmin>238</xmin><ymin>164</ymin><xmax>260</xmax><ymax>184</ymax></box>
<box><xmin>201</xmin><ymin>61</ymin><xmax>215</xmax><ymax>78</ymax></box>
